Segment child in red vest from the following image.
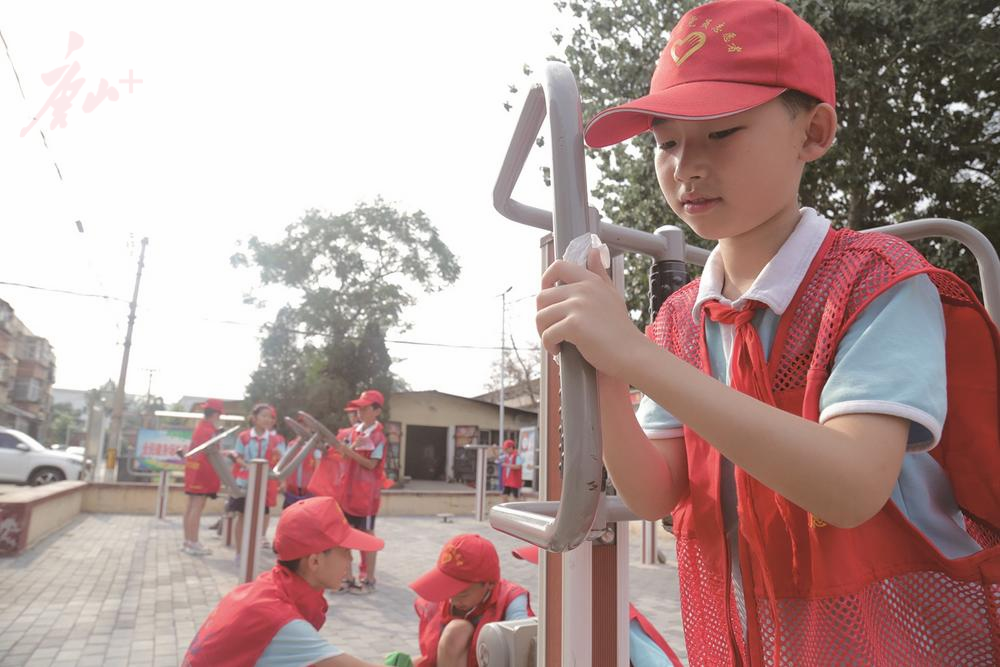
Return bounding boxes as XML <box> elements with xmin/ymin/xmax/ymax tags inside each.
<box><xmin>229</xmin><ymin>403</ymin><xmax>285</xmax><ymax>560</ymax></box>
<box><xmin>511</xmin><ymin>545</ymin><xmax>682</xmax><ymax>667</ymax></box>
<box><xmin>181</xmin><ymin>398</ymin><xmax>224</xmax><ymax>556</ymax></box>
<box><xmin>536</xmin><ymin>1</ymin><xmax>1000</xmax><ymax>663</ymax></box>
<box><xmin>499</xmin><ymin>439</ymin><xmax>523</xmax><ymax>500</ymax></box>
<box><xmin>335</xmin><ymin>389</ymin><xmax>388</xmax><ymax>595</ymax></box>
<box><xmin>182</xmin><ymin>496</ymin><xmax>387</xmax><ymax>667</ymax></box>
<box><xmin>409</xmin><ymin>534</ymin><xmax>532</xmax><ymax>667</ymax></box>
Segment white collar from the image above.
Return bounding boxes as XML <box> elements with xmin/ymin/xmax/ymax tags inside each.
<box><xmin>692</xmin><ymin>208</ymin><xmax>830</xmax><ymax>321</ymax></box>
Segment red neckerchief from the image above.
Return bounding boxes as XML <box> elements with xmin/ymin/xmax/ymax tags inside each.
<box><xmin>703</xmin><ymin>298</ymin><xmax>790</xmax><ymax>663</ymax></box>
<box><xmin>271</xmin><ymin>566</ymin><xmax>328</xmax><ymax>630</ymax></box>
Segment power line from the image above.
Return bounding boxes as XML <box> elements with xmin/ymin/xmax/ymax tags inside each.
<box><xmin>0</xmin><ymin>278</ymin><xmax>536</xmax><ymax>352</ymax></box>
<box><xmin>0</xmin><ymin>280</ymin><xmax>128</xmax><ymax>302</ymax></box>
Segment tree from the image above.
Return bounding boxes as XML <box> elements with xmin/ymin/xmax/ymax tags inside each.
<box><xmin>47</xmin><ymin>402</ymin><xmax>81</xmax><ymax>445</ymax></box>
<box><xmin>233</xmin><ymin>199</ymin><xmax>460</xmax><ymax>430</ymax></box>
<box><xmin>484</xmin><ymin>336</ymin><xmax>541</xmax><ymax>406</ymax></box>
<box><xmin>515</xmin><ymin>0</ymin><xmax>1000</xmax><ymax>328</ymax></box>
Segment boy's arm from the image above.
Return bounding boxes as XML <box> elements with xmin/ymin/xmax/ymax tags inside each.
<box><xmin>336</xmin><ymin>443</ymin><xmax>380</xmax><ymax>470</ymax></box>
<box><xmin>599</xmin><ymin>375</ymin><xmax>688</xmax><ymax>520</ymax></box>
<box><xmin>539</xmin><ymin>251</ymin><xmax>907</xmax><ymax>529</ymax></box>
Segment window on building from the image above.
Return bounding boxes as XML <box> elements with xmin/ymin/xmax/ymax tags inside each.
<box><xmin>13</xmin><ymin>378</ymin><xmax>41</xmax><ymax>402</ymax></box>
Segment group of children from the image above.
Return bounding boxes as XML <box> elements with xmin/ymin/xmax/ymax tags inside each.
<box><xmin>181</xmin><ymin>389</ymin><xmax>389</xmax><ymax>595</ymax></box>
<box><xmin>183</xmin><ymin>502</ymin><xmax>681</xmax><ymax>667</ymax></box>
<box><xmin>182</xmin><ymin>0</ymin><xmax>1000</xmax><ymax>663</ymax></box>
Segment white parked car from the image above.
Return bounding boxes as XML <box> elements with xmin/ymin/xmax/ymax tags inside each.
<box><xmin>0</xmin><ymin>427</ymin><xmax>87</xmax><ymax>485</ymax></box>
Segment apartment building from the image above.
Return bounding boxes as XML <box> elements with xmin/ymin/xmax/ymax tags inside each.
<box><xmin>0</xmin><ymin>299</ymin><xmax>56</xmax><ymax>440</ymax></box>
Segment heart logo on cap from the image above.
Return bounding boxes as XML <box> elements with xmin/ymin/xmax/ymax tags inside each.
<box><xmin>670</xmin><ymin>31</ymin><xmax>706</xmax><ymax>67</ymax></box>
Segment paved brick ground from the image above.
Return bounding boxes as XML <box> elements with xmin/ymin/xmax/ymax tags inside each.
<box><xmin>0</xmin><ymin>513</ymin><xmax>685</xmax><ymax>666</ymax></box>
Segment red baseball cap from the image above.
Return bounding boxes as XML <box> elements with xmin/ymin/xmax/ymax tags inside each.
<box><xmin>199</xmin><ymin>398</ymin><xmax>225</xmax><ymax>412</ymax></box>
<box><xmin>273</xmin><ymin>496</ymin><xmax>384</xmax><ymax>560</ymax></box>
<box><xmin>343</xmin><ymin>399</ymin><xmax>361</xmax><ymax>411</ymax></box>
<box><xmin>511</xmin><ymin>545</ymin><xmax>539</xmax><ymax>565</ymax></box>
<box><xmin>585</xmin><ymin>0</ymin><xmax>836</xmax><ymax>148</ymax></box>
<box><xmin>502</xmin><ymin>439</ymin><xmax>516</xmax><ymax>450</ymax></box>
<box><xmin>353</xmin><ymin>389</ymin><xmax>384</xmax><ymax>408</ymax></box>
<box><xmin>409</xmin><ymin>534</ymin><xmax>501</xmax><ymax>601</ymax></box>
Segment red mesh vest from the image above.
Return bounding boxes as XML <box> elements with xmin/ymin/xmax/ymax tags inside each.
<box><xmin>501</xmin><ymin>452</ymin><xmax>523</xmax><ymax>489</ymax></box>
<box><xmin>340</xmin><ymin>422</ymin><xmax>387</xmax><ymax>517</ymax></box>
<box><xmin>414</xmin><ymin>580</ymin><xmax>532</xmax><ymax>667</ymax></box>
<box><xmin>182</xmin><ymin>566</ymin><xmax>328</xmax><ymax>667</ymax></box>
<box><xmin>307</xmin><ymin>428</ymin><xmax>351</xmax><ymax>500</ymax></box>
<box><xmin>646</xmin><ymin>228</ymin><xmax>1000</xmax><ymax>665</ymax></box>
<box><xmin>184</xmin><ymin>419</ymin><xmax>221</xmax><ymax>495</ymax></box>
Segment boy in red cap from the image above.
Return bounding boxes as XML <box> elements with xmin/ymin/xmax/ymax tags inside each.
<box><xmin>537</xmin><ymin>0</ymin><xmax>1000</xmax><ymax>664</ymax></box>
<box><xmin>334</xmin><ymin>389</ymin><xmax>388</xmax><ymax>595</ymax></box>
<box><xmin>511</xmin><ymin>545</ymin><xmax>682</xmax><ymax>667</ymax></box>
<box><xmin>498</xmin><ymin>439</ymin><xmax>523</xmax><ymax>501</ymax></box>
<box><xmin>182</xmin><ymin>496</ymin><xmax>387</xmax><ymax>667</ymax></box>
<box><xmin>181</xmin><ymin>398</ymin><xmax>224</xmax><ymax>556</ymax></box>
<box><xmin>409</xmin><ymin>534</ymin><xmax>532</xmax><ymax>667</ymax></box>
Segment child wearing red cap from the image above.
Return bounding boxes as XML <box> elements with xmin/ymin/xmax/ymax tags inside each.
<box><xmin>498</xmin><ymin>439</ymin><xmax>523</xmax><ymax>501</ymax></box>
<box><xmin>409</xmin><ymin>534</ymin><xmax>532</xmax><ymax>667</ymax></box>
<box><xmin>182</xmin><ymin>496</ymin><xmax>388</xmax><ymax>667</ymax></box>
<box><xmin>229</xmin><ymin>403</ymin><xmax>285</xmax><ymax>560</ymax></box>
<box><xmin>511</xmin><ymin>545</ymin><xmax>682</xmax><ymax>667</ymax></box>
<box><xmin>333</xmin><ymin>389</ymin><xmax>388</xmax><ymax>595</ymax></box>
<box><xmin>181</xmin><ymin>399</ymin><xmax>225</xmax><ymax>556</ymax></box>
<box><xmin>536</xmin><ymin>1</ymin><xmax>1000</xmax><ymax>664</ymax></box>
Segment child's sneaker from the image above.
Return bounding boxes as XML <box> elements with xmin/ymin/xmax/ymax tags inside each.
<box><xmin>335</xmin><ymin>577</ymin><xmax>358</xmax><ymax>594</ymax></box>
<box><xmin>188</xmin><ymin>542</ymin><xmax>212</xmax><ymax>556</ymax></box>
<box><xmin>350</xmin><ymin>579</ymin><xmax>375</xmax><ymax>595</ymax></box>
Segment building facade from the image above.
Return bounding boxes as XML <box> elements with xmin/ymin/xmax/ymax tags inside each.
<box><xmin>390</xmin><ymin>390</ymin><xmax>537</xmax><ymax>483</ymax></box>
<box><xmin>0</xmin><ymin>299</ymin><xmax>56</xmax><ymax>440</ymax></box>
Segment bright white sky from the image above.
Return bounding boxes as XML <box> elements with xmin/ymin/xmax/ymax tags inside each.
<box><xmin>0</xmin><ymin>1</ymin><xmax>605</xmax><ymax>403</ymax></box>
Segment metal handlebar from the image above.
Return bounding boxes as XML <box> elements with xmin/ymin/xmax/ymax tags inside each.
<box><xmin>273</xmin><ymin>419</ymin><xmax>320</xmax><ymax>481</ymax></box>
<box><xmin>184</xmin><ymin>425</ymin><xmax>243</xmax><ymax>497</ymax></box>
<box><xmin>489</xmin><ymin>62</ymin><xmax>611</xmax><ymax>552</ymax></box>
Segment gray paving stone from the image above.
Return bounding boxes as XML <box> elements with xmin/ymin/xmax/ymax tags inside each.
<box><xmin>0</xmin><ymin>512</ymin><xmax>687</xmax><ymax>665</ymax></box>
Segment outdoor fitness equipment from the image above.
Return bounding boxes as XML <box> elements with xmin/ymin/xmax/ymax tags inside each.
<box><xmin>482</xmin><ymin>60</ymin><xmax>1000</xmax><ymax>667</ymax></box>
<box><xmin>184</xmin><ymin>425</ymin><xmax>243</xmax><ymax>496</ymax></box>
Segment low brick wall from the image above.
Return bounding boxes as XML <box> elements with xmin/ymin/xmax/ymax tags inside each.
<box><xmin>82</xmin><ymin>482</ymin><xmax>227</xmax><ymax>516</ymax></box>
<box><xmin>0</xmin><ymin>481</ymin><xmax>86</xmax><ymax>556</ymax></box>
<box><xmin>0</xmin><ymin>480</ymin><xmax>528</xmax><ymax>556</ymax></box>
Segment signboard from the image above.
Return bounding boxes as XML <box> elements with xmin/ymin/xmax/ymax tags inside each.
<box><xmin>133</xmin><ymin>428</ymin><xmax>191</xmax><ymax>472</ymax></box>
<box><xmin>519</xmin><ymin>426</ymin><xmax>538</xmax><ymax>483</ymax></box>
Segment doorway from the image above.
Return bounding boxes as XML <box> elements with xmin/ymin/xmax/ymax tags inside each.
<box><xmin>404</xmin><ymin>425</ymin><xmax>448</xmax><ymax>481</ymax></box>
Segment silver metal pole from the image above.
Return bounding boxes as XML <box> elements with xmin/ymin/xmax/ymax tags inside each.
<box><xmin>239</xmin><ymin>459</ymin><xmax>268</xmax><ymax>584</ymax></box>
<box><xmin>155</xmin><ymin>470</ymin><xmax>169</xmax><ymax>520</ymax></box>
<box><xmin>465</xmin><ymin>444</ymin><xmax>491</xmax><ymax>522</ymax></box>
<box><xmin>499</xmin><ymin>286</ymin><xmax>512</xmax><ymax>451</ymax></box>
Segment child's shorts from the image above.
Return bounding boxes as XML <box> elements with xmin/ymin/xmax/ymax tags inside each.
<box><xmin>344</xmin><ymin>512</ymin><xmax>376</xmax><ymax>532</ymax></box>
<box><xmin>503</xmin><ymin>486</ymin><xmax>521</xmax><ymax>498</ymax></box>
<box><xmin>226</xmin><ymin>496</ymin><xmax>270</xmax><ymax>514</ymax></box>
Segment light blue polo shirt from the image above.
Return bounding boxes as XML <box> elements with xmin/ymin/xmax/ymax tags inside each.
<box><xmin>234</xmin><ymin>429</ymin><xmax>276</xmax><ymax>490</ymax></box>
<box><xmin>257</xmin><ymin>620</ymin><xmax>341</xmax><ymax>667</ymax></box>
<box><xmin>637</xmin><ymin>209</ymin><xmax>980</xmax><ymax>626</ymax></box>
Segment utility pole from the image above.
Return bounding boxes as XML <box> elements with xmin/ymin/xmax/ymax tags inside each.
<box><xmin>106</xmin><ymin>237</ymin><xmax>149</xmax><ymax>480</ymax></box>
<box><xmin>498</xmin><ymin>286</ymin><xmax>512</xmax><ymax>446</ymax></box>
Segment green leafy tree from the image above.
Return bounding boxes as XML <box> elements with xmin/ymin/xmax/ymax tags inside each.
<box><xmin>233</xmin><ymin>199</ymin><xmax>460</xmax><ymax>430</ymax></box>
<box><xmin>514</xmin><ymin>0</ymin><xmax>1000</xmax><ymax>327</ymax></box>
